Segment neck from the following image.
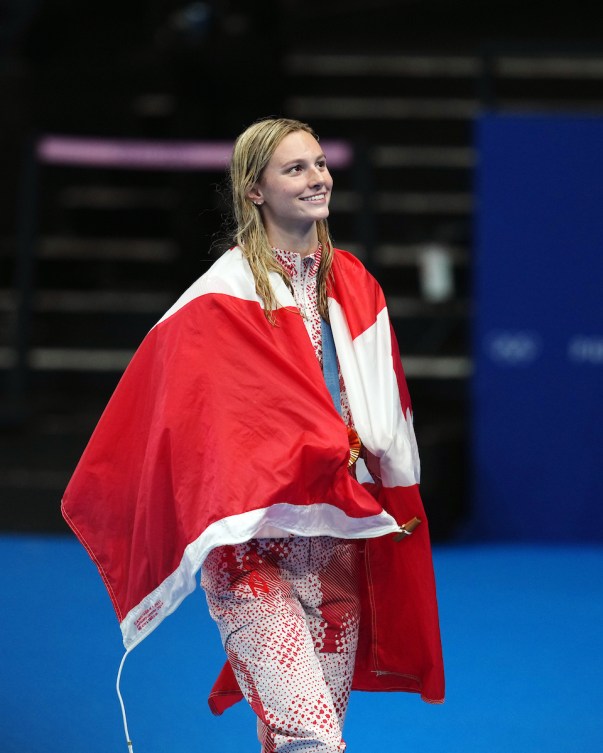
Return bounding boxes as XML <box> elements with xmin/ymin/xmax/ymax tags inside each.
<box><xmin>266</xmin><ymin>225</ymin><xmax>319</xmax><ymax>258</ymax></box>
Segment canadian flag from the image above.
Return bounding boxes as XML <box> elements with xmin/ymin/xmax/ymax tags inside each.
<box><xmin>62</xmin><ymin>247</ymin><xmax>444</xmax><ymax>706</ymax></box>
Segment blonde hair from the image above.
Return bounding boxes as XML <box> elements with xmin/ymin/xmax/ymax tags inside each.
<box><xmin>229</xmin><ymin>117</ymin><xmax>334</xmax><ymax>323</ymax></box>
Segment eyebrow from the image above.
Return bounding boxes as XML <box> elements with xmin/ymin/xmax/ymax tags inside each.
<box><xmin>280</xmin><ymin>153</ymin><xmax>327</xmax><ymax>168</ymax></box>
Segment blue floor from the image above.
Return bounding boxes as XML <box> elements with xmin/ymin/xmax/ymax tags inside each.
<box><xmin>1</xmin><ymin>536</ymin><xmax>602</xmax><ymax>753</ymax></box>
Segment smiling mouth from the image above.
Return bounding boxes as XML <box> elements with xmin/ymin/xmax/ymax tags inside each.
<box><xmin>300</xmin><ymin>193</ymin><xmax>327</xmax><ymax>202</ymax></box>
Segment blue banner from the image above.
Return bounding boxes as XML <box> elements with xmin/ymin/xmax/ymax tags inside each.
<box><xmin>472</xmin><ymin>115</ymin><xmax>603</xmax><ymax>542</ymax></box>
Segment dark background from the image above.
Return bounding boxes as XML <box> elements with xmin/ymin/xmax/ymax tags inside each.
<box><xmin>1</xmin><ymin>0</ymin><xmax>603</xmax><ymax>537</ymax></box>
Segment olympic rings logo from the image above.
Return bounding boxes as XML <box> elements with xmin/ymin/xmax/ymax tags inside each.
<box><xmin>484</xmin><ymin>330</ymin><xmax>542</xmax><ymax>365</ymax></box>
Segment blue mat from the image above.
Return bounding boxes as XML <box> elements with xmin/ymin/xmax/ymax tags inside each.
<box><xmin>1</xmin><ymin>536</ymin><xmax>602</xmax><ymax>752</ymax></box>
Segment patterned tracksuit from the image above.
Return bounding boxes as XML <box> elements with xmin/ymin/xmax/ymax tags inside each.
<box><xmin>202</xmin><ymin>537</ymin><xmax>359</xmax><ymax>753</ymax></box>
<box><xmin>201</xmin><ymin>247</ymin><xmax>359</xmax><ymax>752</ymax></box>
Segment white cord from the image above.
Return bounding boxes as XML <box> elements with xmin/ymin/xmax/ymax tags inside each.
<box><xmin>116</xmin><ymin>650</ymin><xmax>135</xmax><ymax>752</ymax></box>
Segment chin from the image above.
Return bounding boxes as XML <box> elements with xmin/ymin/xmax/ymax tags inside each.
<box><xmin>310</xmin><ymin>205</ymin><xmax>330</xmax><ymax>219</ymax></box>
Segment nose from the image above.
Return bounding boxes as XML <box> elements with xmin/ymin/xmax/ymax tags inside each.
<box><xmin>308</xmin><ymin>165</ymin><xmax>325</xmax><ymax>187</ymax></box>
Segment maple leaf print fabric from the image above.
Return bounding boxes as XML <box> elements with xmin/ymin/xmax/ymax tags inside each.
<box><xmin>202</xmin><ymin>537</ymin><xmax>359</xmax><ymax>752</ymax></box>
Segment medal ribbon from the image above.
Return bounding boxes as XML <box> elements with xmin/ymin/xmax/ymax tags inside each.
<box><xmin>321</xmin><ymin>319</ymin><xmax>361</xmax><ymax>466</ymax></box>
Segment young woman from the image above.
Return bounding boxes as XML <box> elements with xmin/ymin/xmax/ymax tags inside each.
<box><xmin>62</xmin><ymin>118</ymin><xmax>444</xmax><ymax>753</ymax></box>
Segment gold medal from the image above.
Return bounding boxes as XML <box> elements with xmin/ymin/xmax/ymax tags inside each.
<box><xmin>347</xmin><ymin>427</ymin><xmax>361</xmax><ymax>467</ymax></box>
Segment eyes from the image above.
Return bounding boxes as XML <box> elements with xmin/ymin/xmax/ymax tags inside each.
<box><xmin>287</xmin><ymin>159</ymin><xmax>328</xmax><ymax>174</ymax></box>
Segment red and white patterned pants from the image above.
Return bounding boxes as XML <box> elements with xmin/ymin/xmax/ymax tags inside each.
<box><xmin>201</xmin><ymin>536</ymin><xmax>360</xmax><ymax>753</ymax></box>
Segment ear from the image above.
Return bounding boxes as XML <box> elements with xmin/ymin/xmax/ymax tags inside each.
<box><xmin>246</xmin><ymin>184</ymin><xmax>264</xmax><ymax>205</ymax></box>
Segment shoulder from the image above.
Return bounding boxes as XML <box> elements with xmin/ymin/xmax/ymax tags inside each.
<box><xmin>202</xmin><ymin>245</ymin><xmax>247</xmax><ymax>282</ymax></box>
<box><xmin>331</xmin><ymin>247</ymin><xmax>382</xmax><ymax>292</ymax></box>
<box><xmin>155</xmin><ymin>247</ymin><xmax>257</xmax><ymax>327</ymax></box>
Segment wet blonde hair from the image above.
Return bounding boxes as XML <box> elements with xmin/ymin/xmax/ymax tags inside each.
<box><xmin>229</xmin><ymin>117</ymin><xmax>334</xmax><ymax>323</ymax></box>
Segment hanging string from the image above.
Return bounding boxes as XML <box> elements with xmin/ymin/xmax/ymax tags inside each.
<box><xmin>116</xmin><ymin>650</ymin><xmax>135</xmax><ymax>752</ymax></box>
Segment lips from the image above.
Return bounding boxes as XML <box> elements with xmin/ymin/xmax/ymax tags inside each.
<box><xmin>300</xmin><ymin>193</ymin><xmax>327</xmax><ymax>202</ymax></box>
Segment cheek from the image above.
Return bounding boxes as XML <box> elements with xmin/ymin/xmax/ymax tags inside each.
<box><xmin>282</xmin><ymin>185</ymin><xmax>301</xmax><ymax>200</ymax></box>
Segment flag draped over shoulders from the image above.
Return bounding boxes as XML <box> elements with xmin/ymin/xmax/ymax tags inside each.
<box><xmin>62</xmin><ymin>246</ymin><xmax>444</xmax><ymax>704</ymax></box>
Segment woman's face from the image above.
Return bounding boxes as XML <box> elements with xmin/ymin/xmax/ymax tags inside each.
<box><xmin>248</xmin><ymin>130</ymin><xmax>333</xmax><ymax>239</ymax></box>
